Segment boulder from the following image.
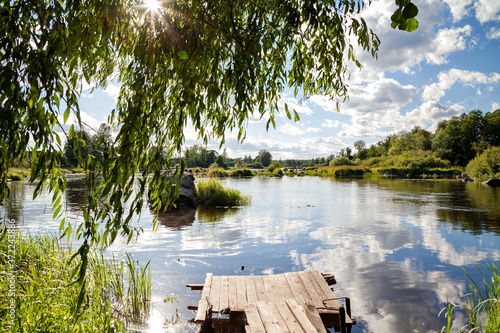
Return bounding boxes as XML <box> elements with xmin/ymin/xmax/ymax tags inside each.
<box><xmin>149</xmin><ymin>172</ymin><xmax>198</xmax><ymax>210</ymax></box>
<box><xmin>481</xmin><ymin>178</ymin><xmax>500</xmax><ymax>187</ymax></box>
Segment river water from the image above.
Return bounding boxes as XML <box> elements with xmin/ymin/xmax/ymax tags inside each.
<box><xmin>2</xmin><ymin>176</ymin><xmax>499</xmax><ymax>333</ymax></box>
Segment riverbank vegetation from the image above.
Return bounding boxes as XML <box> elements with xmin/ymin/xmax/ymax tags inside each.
<box><xmin>196</xmin><ymin>179</ymin><xmax>250</xmax><ymax>207</ymax></box>
<box><xmin>0</xmin><ymin>228</ymin><xmax>151</xmax><ymax>332</ymax></box>
<box><xmin>176</xmin><ymin>110</ymin><xmax>500</xmax><ymax>181</ymax></box>
<box><xmin>441</xmin><ymin>263</ymin><xmax>500</xmax><ymax>333</ymax></box>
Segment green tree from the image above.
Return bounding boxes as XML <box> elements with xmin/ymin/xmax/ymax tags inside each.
<box><xmin>257</xmin><ymin>150</ymin><xmax>273</xmax><ymax>167</ymax></box>
<box><xmin>0</xmin><ymin>0</ymin><xmax>418</xmax><ymax>286</ymax></box>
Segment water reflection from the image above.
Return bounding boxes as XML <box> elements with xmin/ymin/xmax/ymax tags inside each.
<box><xmin>1</xmin><ymin>181</ymin><xmax>26</xmax><ymax>223</ymax></box>
<box><xmin>157</xmin><ymin>209</ymin><xmax>196</xmax><ymax>231</ymax></box>
<box><xmin>1</xmin><ymin>177</ymin><xmax>499</xmax><ymax>333</ymax></box>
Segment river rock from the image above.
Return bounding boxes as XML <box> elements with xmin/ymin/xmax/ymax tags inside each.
<box><xmin>149</xmin><ymin>172</ymin><xmax>198</xmax><ymax>210</ymax></box>
<box><xmin>481</xmin><ymin>178</ymin><xmax>500</xmax><ymax>187</ymax></box>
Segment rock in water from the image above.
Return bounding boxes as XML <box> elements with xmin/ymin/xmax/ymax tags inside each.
<box><xmin>149</xmin><ymin>172</ymin><xmax>198</xmax><ymax>210</ymax></box>
<box><xmin>481</xmin><ymin>178</ymin><xmax>500</xmax><ymax>187</ymax></box>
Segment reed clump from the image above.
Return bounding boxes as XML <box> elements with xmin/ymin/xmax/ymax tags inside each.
<box><xmin>196</xmin><ymin>179</ymin><xmax>250</xmax><ymax>207</ymax></box>
<box><xmin>207</xmin><ymin>168</ymin><xmax>229</xmax><ymax>178</ymax></box>
<box><xmin>0</xmin><ymin>227</ymin><xmax>151</xmax><ymax>332</ymax></box>
<box><xmin>441</xmin><ymin>263</ymin><xmax>500</xmax><ymax>333</ymax></box>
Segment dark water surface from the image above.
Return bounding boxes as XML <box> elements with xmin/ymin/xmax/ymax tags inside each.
<box><xmin>2</xmin><ymin>177</ymin><xmax>499</xmax><ymax>332</ymax></box>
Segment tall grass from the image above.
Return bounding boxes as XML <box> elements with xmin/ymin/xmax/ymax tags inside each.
<box><xmin>441</xmin><ymin>263</ymin><xmax>500</xmax><ymax>333</ymax></box>
<box><xmin>0</xmin><ymin>227</ymin><xmax>151</xmax><ymax>332</ymax></box>
<box><xmin>196</xmin><ymin>179</ymin><xmax>250</xmax><ymax>207</ymax></box>
<box><xmin>207</xmin><ymin>168</ymin><xmax>229</xmax><ymax>178</ymax></box>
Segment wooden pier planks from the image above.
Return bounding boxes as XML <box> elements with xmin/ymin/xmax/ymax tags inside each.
<box><xmin>192</xmin><ymin>270</ymin><xmax>349</xmax><ymax>331</ymax></box>
<box><xmin>244</xmin><ymin>300</ymin><xmax>328</xmax><ymax>333</ymax></box>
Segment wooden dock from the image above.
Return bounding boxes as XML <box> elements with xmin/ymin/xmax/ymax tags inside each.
<box><xmin>187</xmin><ymin>270</ymin><xmax>354</xmax><ymax>333</ymax></box>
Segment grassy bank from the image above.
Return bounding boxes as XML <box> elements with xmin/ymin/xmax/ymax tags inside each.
<box><xmin>0</xmin><ymin>227</ymin><xmax>151</xmax><ymax>332</ymax></box>
<box><xmin>441</xmin><ymin>263</ymin><xmax>500</xmax><ymax>333</ymax></box>
<box><xmin>196</xmin><ymin>179</ymin><xmax>250</xmax><ymax>207</ymax></box>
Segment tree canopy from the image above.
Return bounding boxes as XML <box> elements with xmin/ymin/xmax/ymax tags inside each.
<box><xmin>1</xmin><ymin>0</ymin><xmax>419</xmax><ymax>284</ymax></box>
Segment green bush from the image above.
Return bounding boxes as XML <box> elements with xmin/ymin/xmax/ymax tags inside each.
<box><xmin>229</xmin><ymin>169</ymin><xmax>254</xmax><ymax>177</ymax></box>
<box><xmin>466</xmin><ymin>146</ymin><xmax>500</xmax><ymax>181</ymax></box>
<box><xmin>272</xmin><ymin>168</ymin><xmax>283</xmax><ymax>176</ymax></box>
<box><xmin>195</xmin><ymin>179</ymin><xmax>250</xmax><ymax>207</ymax></box>
<box><xmin>329</xmin><ymin>157</ymin><xmax>355</xmax><ymax>167</ymax></box>
<box><xmin>207</xmin><ymin>168</ymin><xmax>229</xmax><ymax>178</ymax></box>
<box><xmin>267</xmin><ymin>162</ymin><xmax>283</xmax><ymax>173</ymax></box>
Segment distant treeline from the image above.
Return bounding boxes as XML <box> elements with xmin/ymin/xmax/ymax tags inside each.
<box><xmin>17</xmin><ymin>110</ymin><xmax>497</xmax><ymax>175</ymax></box>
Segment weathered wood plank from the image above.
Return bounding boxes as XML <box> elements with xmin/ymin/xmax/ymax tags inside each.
<box><xmin>310</xmin><ymin>270</ymin><xmax>342</xmax><ymax>309</ymax></box>
<box><xmin>273</xmin><ymin>301</ymin><xmax>304</xmax><ymax>332</ymax></box>
<box><xmin>210</xmin><ymin>275</ymin><xmax>221</xmax><ymax>313</ymax></box>
<box><xmin>263</xmin><ymin>275</ymin><xmax>280</xmax><ymax>302</ymax></box>
<box><xmin>244</xmin><ymin>303</ymin><xmax>266</xmax><ymax>333</ymax></box>
<box><xmin>254</xmin><ymin>302</ymin><xmax>281</xmax><ymax>333</ymax></box>
<box><xmin>236</xmin><ymin>275</ymin><xmax>247</xmax><ymax>311</ymax></box>
<box><xmin>194</xmin><ymin>273</ymin><xmax>212</xmax><ymax>323</ymax></box>
<box><xmin>228</xmin><ymin>276</ymin><xmax>238</xmax><ymax>310</ymax></box>
<box><xmin>219</xmin><ymin>276</ymin><xmax>229</xmax><ymax>312</ymax></box>
<box><xmin>286</xmin><ymin>300</ymin><xmax>320</xmax><ymax>333</ymax></box>
<box><xmin>245</xmin><ymin>276</ymin><xmax>258</xmax><ymax>303</ymax></box>
<box><xmin>286</xmin><ymin>272</ymin><xmax>315</xmax><ymax>305</ymax></box>
<box><xmin>186</xmin><ymin>283</ymin><xmax>204</xmax><ymax>290</ymax></box>
<box><xmin>283</xmin><ymin>272</ymin><xmax>307</xmax><ymax>305</ymax></box>
<box><xmin>303</xmin><ymin>302</ymin><xmax>328</xmax><ymax>333</ymax></box>
<box><xmin>275</xmin><ymin>273</ymin><xmax>295</xmax><ymax>301</ymax></box>
<box><xmin>266</xmin><ymin>302</ymin><xmax>291</xmax><ymax>333</ymax></box>
<box><xmin>254</xmin><ymin>276</ymin><xmax>268</xmax><ymax>302</ymax></box>
<box><xmin>298</xmin><ymin>271</ymin><xmax>324</xmax><ymax>308</ymax></box>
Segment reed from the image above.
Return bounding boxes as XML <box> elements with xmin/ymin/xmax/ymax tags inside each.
<box><xmin>196</xmin><ymin>179</ymin><xmax>250</xmax><ymax>207</ymax></box>
<box><xmin>440</xmin><ymin>263</ymin><xmax>500</xmax><ymax>333</ymax></box>
<box><xmin>207</xmin><ymin>168</ymin><xmax>229</xmax><ymax>178</ymax></box>
<box><xmin>0</xmin><ymin>227</ymin><xmax>151</xmax><ymax>332</ymax></box>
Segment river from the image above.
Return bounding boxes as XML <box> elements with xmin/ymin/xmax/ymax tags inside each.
<box><xmin>1</xmin><ymin>176</ymin><xmax>499</xmax><ymax>332</ymax></box>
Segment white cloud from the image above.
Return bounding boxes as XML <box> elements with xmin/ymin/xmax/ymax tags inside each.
<box><xmin>305</xmin><ymin>127</ymin><xmax>322</xmax><ymax>133</ymax></box>
<box><xmin>474</xmin><ymin>0</ymin><xmax>500</xmax><ymax>23</ymax></box>
<box><xmin>404</xmin><ymin>101</ymin><xmax>465</xmax><ymax>126</ymax></box>
<box><xmin>354</xmin><ymin>1</ymin><xmax>473</xmax><ymax>74</ymax></box>
<box><xmin>492</xmin><ymin>101</ymin><xmax>500</xmax><ymax>111</ymax></box>
<box><xmin>487</xmin><ymin>27</ymin><xmax>500</xmax><ymax>40</ymax></box>
<box><xmin>103</xmin><ymin>83</ymin><xmax>121</xmax><ymax>102</ymax></box>
<box><xmin>280</xmin><ymin>123</ymin><xmax>305</xmax><ymax>135</ymax></box>
<box><xmin>422</xmin><ymin>69</ymin><xmax>500</xmax><ymax>102</ymax></box>
<box><xmin>322</xmin><ymin>119</ymin><xmax>342</xmax><ymax>128</ymax></box>
<box><xmin>340</xmin><ymin>77</ymin><xmax>418</xmax><ymax>118</ymax></box>
<box><xmin>309</xmin><ymin>95</ymin><xmax>336</xmax><ymax>111</ymax></box>
<box><xmin>425</xmin><ymin>25</ymin><xmax>472</xmax><ymax>65</ymax></box>
<box><xmin>443</xmin><ymin>0</ymin><xmax>474</xmax><ymax>22</ymax></box>
<box><xmin>443</xmin><ymin>0</ymin><xmax>500</xmax><ymax>23</ymax></box>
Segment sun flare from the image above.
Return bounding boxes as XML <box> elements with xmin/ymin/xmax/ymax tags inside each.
<box><xmin>144</xmin><ymin>0</ymin><xmax>160</xmax><ymax>12</ymax></box>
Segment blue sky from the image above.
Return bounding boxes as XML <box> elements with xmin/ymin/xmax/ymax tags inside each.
<box><xmin>74</xmin><ymin>0</ymin><xmax>500</xmax><ymax>160</ymax></box>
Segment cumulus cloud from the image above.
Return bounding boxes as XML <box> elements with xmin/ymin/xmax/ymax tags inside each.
<box><xmin>443</xmin><ymin>0</ymin><xmax>474</xmax><ymax>22</ymax></box>
<box><xmin>322</xmin><ymin>119</ymin><xmax>342</xmax><ymax>128</ymax></box>
<box><xmin>353</xmin><ymin>0</ymin><xmax>473</xmax><ymax>75</ymax></box>
<box><xmin>487</xmin><ymin>27</ymin><xmax>500</xmax><ymax>40</ymax></box>
<box><xmin>422</xmin><ymin>69</ymin><xmax>500</xmax><ymax>102</ymax></box>
<box><xmin>280</xmin><ymin>123</ymin><xmax>305</xmax><ymax>135</ymax></box>
<box><xmin>340</xmin><ymin>77</ymin><xmax>418</xmax><ymax>118</ymax></box>
<box><xmin>474</xmin><ymin>0</ymin><xmax>500</xmax><ymax>23</ymax></box>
